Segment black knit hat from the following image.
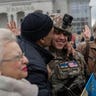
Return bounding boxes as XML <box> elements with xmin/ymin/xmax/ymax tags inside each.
<box><xmin>21</xmin><ymin>12</ymin><xmax>53</xmax><ymax>42</ymax></box>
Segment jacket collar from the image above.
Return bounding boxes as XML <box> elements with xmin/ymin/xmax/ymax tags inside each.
<box><xmin>0</xmin><ymin>76</ymin><xmax>38</xmax><ymax>96</ymax></box>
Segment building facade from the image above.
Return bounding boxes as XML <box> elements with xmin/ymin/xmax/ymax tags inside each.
<box><xmin>0</xmin><ymin>0</ymin><xmax>53</xmax><ymax>27</ymax></box>
<box><xmin>68</xmin><ymin>0</ymin><xmax>91</xmax><ymax>33</ymax></box>
<box><xmin>52</xmin><ymin>0</ymin><xmax>91</xmax><ymax>33</ymax></box>
<box><xmin>0</xmin><ymin>0</ymin><xmax>91</xmax><ymax>33</ymax></box>
<box><xmin>89</xmin><ymin>0</ymin><xmax>96</xmax><ymax>26</ymax></box>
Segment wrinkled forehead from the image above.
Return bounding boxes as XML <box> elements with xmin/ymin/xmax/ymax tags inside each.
<box><xmin>3</xmin><ymin>42</ymin><xmax>22</xmax><ymax>56</ymax></box>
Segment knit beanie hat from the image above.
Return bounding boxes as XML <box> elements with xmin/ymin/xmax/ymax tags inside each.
<box><xmin>21</xmin><ymin>12</ymin><xmax>53</xmax><ymax>42</ymax></box>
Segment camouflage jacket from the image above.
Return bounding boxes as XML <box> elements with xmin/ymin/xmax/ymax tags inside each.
<box><xmin>48</xmin><ymin>50</ymin><xmax>87</xmax><ymax>96</ymax></box>
<box><xmin>48</xmin><ymin>50</ymin><xmax>86</xmax><ymax>85</ymax></box>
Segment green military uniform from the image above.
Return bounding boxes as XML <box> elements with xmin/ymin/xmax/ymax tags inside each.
<box><xmin>48</xmin><ymin>48</ymin><xmax>87</xmax><ymax>96</ymax></box>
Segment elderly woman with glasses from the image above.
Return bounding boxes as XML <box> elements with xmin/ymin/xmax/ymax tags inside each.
<box><xmin>0</xmin><ymin>28</ymin><xmax>38</xmax><ymax>96</ymax></box>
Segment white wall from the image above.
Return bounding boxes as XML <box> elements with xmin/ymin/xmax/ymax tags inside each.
<box><xmin>89</xmin><ymin>0</ymin><xmax>96</xmax><ymax>26</ymax></box>
<box><xmin>32</xmin><ymin>1</ymin><xmax>53</xmax><ymax>14</ymax></box>
<box><xmin>0</xmin><ymin>0</ymin><xmax>53</xmax><ymax>28</ymax></box>
<box><xmin>53</xmin><ymin>0</ymin><xmax>68</xmax><ymax>15</ymax></box>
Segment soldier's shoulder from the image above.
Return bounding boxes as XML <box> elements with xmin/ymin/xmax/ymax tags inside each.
<box><xmin>89</xmin><ymin>41</ymin><xmax>96</xmax><ymax>49</ymax></box>
<box><xmin>78</xmin><ymin>42</ymin><xmax>86</xmax><ymax>47</ymax></box>
<box><xmin>75</xmin><ymin>51</ymin><xmax>84</xmax><ymax>58</ymax></box>
<box><xmin>76</xmin><ymin>42</ymin><xmax>86</xmax><ymax>52</ymax></box>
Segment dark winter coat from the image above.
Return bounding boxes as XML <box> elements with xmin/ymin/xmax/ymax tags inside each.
<box><xmin>17</xmin><ymin>36</ymin><xmax>54</xmax><ymax>96</ymax></box>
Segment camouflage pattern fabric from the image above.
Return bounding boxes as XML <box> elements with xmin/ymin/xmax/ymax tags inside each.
<box><xmin>48</xmin><ymin>52</ymin><xmax>86</xmax><ymax>96</ymax></box>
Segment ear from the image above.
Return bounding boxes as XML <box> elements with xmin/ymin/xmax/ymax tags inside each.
<box><xmin>36</xmin><ymin>38</ymin><xmax>45</xmax><ymax>47</ymax></box>
<box><xmin>39</xmin><ymin>38</ymin><xmax>45</xmax><ymax>44</ymax></box>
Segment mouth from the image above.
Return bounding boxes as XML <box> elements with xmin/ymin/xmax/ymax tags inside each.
<box><xmin>55</xmin><ymin>40</ymin><xmax>67</xmax><ymax>48</ymax></box>
<box><xmin>56</xmin><ymin>39</ymin><xmax>67</xmax><ymax>43</ymax></box>
<box><xmin>56</xmin><ymin>40</ymin><xmax>66</xmax><ymax>44</ymax></box>
<box><xmin>22</xmin><ymin>66</ymin><xmax>27</xmax><ymax>71</ymax></box>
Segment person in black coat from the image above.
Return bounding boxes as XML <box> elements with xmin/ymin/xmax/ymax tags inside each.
<box><xmin>17</xmin><ymin>12</ymin><xmax>54</xmax><ymax>96</ymax></box>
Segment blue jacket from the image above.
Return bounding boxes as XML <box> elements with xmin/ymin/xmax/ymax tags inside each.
<box><xmin>18</xmin><ymin>36</ymin><xmax>54</xmax><ymax>96</ymax></box>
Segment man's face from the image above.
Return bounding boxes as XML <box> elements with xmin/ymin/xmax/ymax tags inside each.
<box><xmin>51</xmin><ymin>29</ymin><xmax>68</xmax><ymax>50</ymax></box>
<box><xmin>42</xmin><ymin>27</ymin><xmax>54</xmax><ymax>47</ymax></box>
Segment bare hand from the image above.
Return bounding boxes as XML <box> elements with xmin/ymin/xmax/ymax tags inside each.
<box><xmin>67</xmin><ymin>42</ymin><xmax>76</xmax><ymax>56</ymax></box>
<box><xmin>83</xmin><ymin>25</ymin><xmax>91</xmax><ymax>40</ymax></box>
<box><xmin>7</xmin><ymin>21</ymin><xmax>21</xmax><ymax>36</ymax></box>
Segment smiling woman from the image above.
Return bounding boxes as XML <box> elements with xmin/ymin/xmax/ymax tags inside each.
<box><xmin>0</xmin><ymin>28</ymin><xmax>38</xmax><ymax>96</ymax></box>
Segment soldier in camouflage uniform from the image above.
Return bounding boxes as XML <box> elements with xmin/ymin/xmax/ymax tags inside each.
<box><xmin>48</xmin><ymin>14</ymin><xmax>87</xmax><ymax>96</ymax></box>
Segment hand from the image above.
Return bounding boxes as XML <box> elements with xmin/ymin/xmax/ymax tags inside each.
<box><xmin>7</xmin><ymin>21</ymin><xmax>21</xmax><ymax>36</ymax></box>
<box><xmin>83</xmin><ymin>25</ymin><xmax>91</xmax><ymax>40</ymax></box>
<box><xmin>67</xmin><ymin>42</ymin><xmax>76</xmax><ymax>56</ymax></box>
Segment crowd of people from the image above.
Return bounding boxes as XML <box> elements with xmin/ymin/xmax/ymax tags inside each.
<box><xmin>0</xmin><ymin>11</ymin><xmax>96</xmax><ymax>96</ymax></box>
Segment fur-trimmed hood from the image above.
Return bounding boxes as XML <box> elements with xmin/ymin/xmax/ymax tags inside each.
<box><xmin>0</xmin><ymin>76</ymin><xmax>38</xmax><ymax>96</ymax></box>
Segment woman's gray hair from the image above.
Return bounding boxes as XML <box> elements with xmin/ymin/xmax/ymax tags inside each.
<box><xmin>0</xmin><ymin>28</ymin><xmax>17</xmax><ymax>63</ymax></box>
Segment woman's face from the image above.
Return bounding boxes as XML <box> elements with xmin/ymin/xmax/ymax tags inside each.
<box><xmin>0</xmin><ymin>42</ymin><xmax>28</xmax><ymax>79</ymax></box>
<box><xmin>52</xmin><ymin>29</ymin><xmax>68</xmax><ymax>50</ymax></box>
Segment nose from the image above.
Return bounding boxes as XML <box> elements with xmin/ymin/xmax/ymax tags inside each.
<box><xmin>22</xmin><ymin>55</ymin><xmax>29</xmax><ymax>65</ymax></box>
<box><xmin>59</xmin><ymin>33</ymin><xmax>65</xmax><ymax>39</ymax></box>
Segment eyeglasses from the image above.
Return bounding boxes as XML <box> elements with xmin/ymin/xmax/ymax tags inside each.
<box><xmin>1</xmin><ymin>53</ymin><xmax>24</xmax><ymax>62</ymax></box>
